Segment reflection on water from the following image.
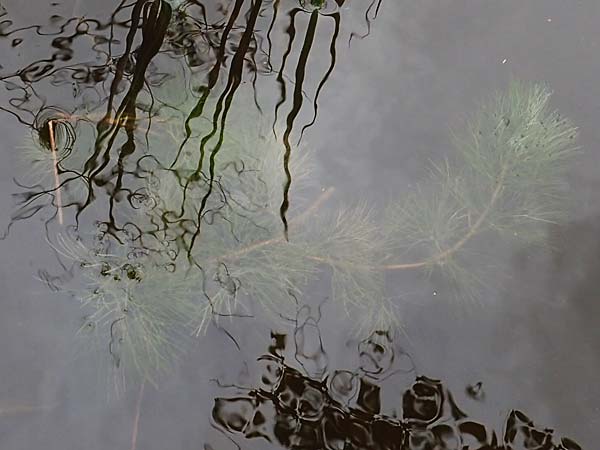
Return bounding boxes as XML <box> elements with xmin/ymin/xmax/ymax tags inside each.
<box><xmin>0</xmin><ymin>0</ymin><xmax>353</xmax><ymax>237</ymax></box>
<box><xmin>0</xmin><ymin>0</ymin><xmax>594</xmax><ymax>449</ymax></box>
<box><xmin>210</xmin><ymin>313</ymin><xmax>582</xmax><ymax>450</ymax></box>
<box><xmin>0</xmin><ymin>0</ymin><xmax>396</xmax><ymax>395</ymax></box>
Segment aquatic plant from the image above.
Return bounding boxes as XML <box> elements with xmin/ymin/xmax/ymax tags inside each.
<box><xmin>380</xmin><ymin>81</ymin><xmax>579</xmax><ymax>299</ymax></box>
<box><xmin>42</xmin><ymin>81</ymin><xmax>578</xmax><ymax>390</ymax></box>
<box><xmin>195</xmin><ymin>81</ymin><xmax>578</xmax><ymax>328</ymax></box>
<box><xmin>141</xmin><ymin>112</ymin><xmax>319</xmax><ymax>332</ymax></box>
<box><xmin>49</xmin><ymin>229</ymin><xmax>200</xmax><ymax>394</ymax></box>
<box><xmin>16</xmin><ymin>121</ymin><xmax>73</xmax><ymax>186</ymax></box>
<box><xmin>41</xmin><ymin>106</ymin><xmax>319</xmax><ymax>388</ymax></box>
<box><xmin>10</xmin><ymin>114</ymin><xmax>98</xmax><ymax>230</ymax></box>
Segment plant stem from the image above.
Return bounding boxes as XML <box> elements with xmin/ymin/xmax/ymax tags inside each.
<box><xmin>291</xmin><ymin>187</ymin><xmax>335</xmax><ymax>224</ymax></box>
<box><xmin>213</xmin><ymin>163</ymin><xmax>506</xmax><ymax>273</ymax></box>
<box><xmin>307</xmin><ymin>166</ymin><xmax>508</xmax><ymax>271</ymax></box>
<box><xmin>217</xmin><ymin>187</ymin><xmax>335</xmax><ymax>262</ymax></box>
<box><xmin>380</xmin><ymin>165</ymin><xmax>508</xmax><ymax>270</ymax></box>
<box><xmin>48</xmin><ymin>120</ymin><xmax>64</xmax><ymax>225</ymax></box>
<box><xmin>0</xmin><ymin>403</ymin><xmax>57</xmax><ymax>416</ymax></box>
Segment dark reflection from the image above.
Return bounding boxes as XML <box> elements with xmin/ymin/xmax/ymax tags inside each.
<box><xmin>82</xmin><ymin>0</ymin><xmax>173</xmax><ymax>237</ymax></box>
<box><xmin>0</xmin><ymin>0</ymin><xmax>389</xmax><ymax>393</ymax></box>
<box><xmin>1</xmin><ymin>0</ymin><xmax>179</xmax><ymax>236</ymax></box>
<box><xmin>273</xmin><ymin>1</ymin><xmax>342</xmax><ymax>238</ymax></box>
<box><xmin>173</xmin><ymin>0</ymin><xmax>268</xmax><ymax>258</ymax></box>
<box><xmin>0</xmin><ymin>0</ymin><xmax>382</xmax><ymax>249</ymax></box>
<box><xmin>349</xmin><ymin>0</ymin><xmax>382</xmax><ymax>43</ymax></box>
<box><xmin>210</xmin><ymin>319</ymin><xmax>584</xmax><ymax>450</ymax></box>
<box><xmin>466</xmin><ymin>381</ymin><xmax>485</xmax><ymax>401</ymax></box>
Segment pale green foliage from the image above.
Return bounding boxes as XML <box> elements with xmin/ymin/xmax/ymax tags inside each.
<box><xmin>15</xmin><ymin>120</ymin><xmax>94</xmax><ymax>187</ymax></box>
<box><xmin>384</xmin><ymin>169</ymin><xmax>467</xmax><ymax>263</ymax></box>
<box><xmin>143</xmin><ymin>111</ymin><xmax>319</xmax><ymax>332</ymax></box>
<box><xmin>50</xmin><ymin>231</ymin><xmax>200</xmax><ymax>392</ymax></box>
<box><xmin>457</xmin><ymin>81</ymin><xmax>579</xmax><ymax>235</ymax></box>
<box><xmin>50</xmin><ymin>81</ymin><xmax>580</xmax><ymax>389</ymax></box>
<box><xmin>294</xmin><ymin>204</ymin><xmax>388</xmax><ymax>329</ymax></box>
<box><xmin>384</xmin><ymin>81</ymin><xmax>579</xmax><ymax>297</ymax></box>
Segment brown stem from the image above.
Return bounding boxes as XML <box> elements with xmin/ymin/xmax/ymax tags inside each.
<box><xmin>209</xmin><ymin>163</ymin><xmax>506</xmax><ymax>273</ymax></box>
<box><xmin>307</xmin><ymin>167</ymin><xmax>507</xmax><ymax>272</ymax></box>
<box><xmin>48</xmin><ymin>120</ymin><xmax>64</xmax><ymax>225</ymax></box>
<box><xmin>216</xmin><ymin>187</ymin><xmax>335</xmax><ymax>262</ymax></box>
<box><xmin>0</xmin><ymin>403</ymin><xmax>57</xmax><ymax>416</ymax></box>
<box><xmin>380</xmin><ymin>166</ymin><xmax>508</xmax><ymax>270</ymax></box>
<box><xmin>291</xmin><ymin>187</ymin><xmax>335</xmax><ymax>224</ymax></box>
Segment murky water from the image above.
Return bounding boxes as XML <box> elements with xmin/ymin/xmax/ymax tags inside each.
<box><xmin>0</xmin><ymin>0</ymin><xmax>598</xmax><ymax>449</ymax></box>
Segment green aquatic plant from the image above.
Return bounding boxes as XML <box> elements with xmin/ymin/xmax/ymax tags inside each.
<box><xmin>50</xmin><ymin>230</ymin><xmax>201</xmax><ymax>394</ymax></box>
<box><xmin>44</xmin><ymin>108</ymin><xmax>321</xmax><ymax>388</ymax></box>
<box><xmin>380</xmin><ymin>81</ymin><xmax>579</xmax><ymax>298</ymax></box>
<box><xmin>16</xmin><ymin>125</ymin><xmax>70</xmax><ymax>186</ymax></box>
<box><xmin>300</xmin><ymin>0</ymin><xmax>327</xmax><ymax>10</ymax></box>
<box><xmin>178</xmin><ymin>81</ymin><xmax>578</xmax><ymax>329</ymax></box>
<box><xmin>11</xmin><ymin>115</ymin><xmax>101</xmax><ymax>230</ymax></box>
<box><xmin>143</xmin><ymin>115</ymin><xmax>319</xmax><ymax>332</ymax></box>
<box><xmin>46</xmin><ymin>81</ymin><xmax>579</xmax><ymax>390</ymax></box>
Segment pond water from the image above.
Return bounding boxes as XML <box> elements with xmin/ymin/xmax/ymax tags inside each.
<box><xmin>0</xmin><ymin>0</ymin><xmax>598</xmax><ymax>449</ymax></box>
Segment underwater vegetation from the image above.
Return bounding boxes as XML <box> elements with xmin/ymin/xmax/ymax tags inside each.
<box><xmin>208</xmin><ymin>326</ymin><xmax>584</xmax><ymax>450</ymax></box>
<box><xmin>380</xmin><ymin>81</ymin><xmax>580</xmax><ymax>299</ymax></box>
<box><xmin>0</xmin><ymin>0</ymin><xmax>580</xmax><ymax>392</ymax></box>
<box><xmin>36</xmin><ymin>81</ymin><xmax>579</xmax><ymax>391</ymax></box>
<box><xmin>1</xmin><ymin>0</ymin><xmax>375</xmax><ymax>234</ymax></box>
<box><xmin>47</xmin><ymin>228</ymin><xmax>201</xmax><ymax>394</ymax></box>
<box><xmin>0</xmin><ymin>4</ymin><xmax>589</xmax><ymax>450</ymax></box>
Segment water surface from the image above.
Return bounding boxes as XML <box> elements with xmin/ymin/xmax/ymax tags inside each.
<box><xmin>0</xmin><ymin>1</ymin><xmax>598</xmax><ymax>449</ymax></box>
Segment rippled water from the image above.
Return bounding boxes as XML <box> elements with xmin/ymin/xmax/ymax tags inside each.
<box><xmin>0</xmin><ymin>1</ymin><xmax>598</xmax><ymax>449</ymax></box>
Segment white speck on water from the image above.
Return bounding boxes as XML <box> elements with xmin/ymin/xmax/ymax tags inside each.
<box><xmin>502</xmin><ymin>58</ymin><xmax>508</xmax><ymax>64</ymax></box>
<box><xmin>433</xmin><ymin>291</ymin><xmax>437</xmax><ymax>296</ymax></box>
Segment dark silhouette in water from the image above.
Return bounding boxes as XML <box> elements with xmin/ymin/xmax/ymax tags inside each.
<box><xmin>1</xmin><ymin>0</ymin><xmax>382</xmax><ymax>253</ymax></box>
<box><xmin>272</xmin><ymin>1</ymin><xmax>344</xmax><ymax>239</ymax></box>
<box><xmin>212</xmin><ymin>348</ymin><xmax>583</xmax><ymax>449</ymax></box>
<box><xmin>210</xmin><ymin>316</ymin><xmax>583</xmax><ymax>450</ymax></box>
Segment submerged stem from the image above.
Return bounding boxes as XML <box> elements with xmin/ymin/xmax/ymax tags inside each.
<box><xmin>380</xmin><ymin>165</ymin><xmax>508</xmax><ymax>270</ymax></box>
<box><xmin>215</xmin><ymin>187</ymin><xmax>335</xmax><ymax>262</ymax></box>
<box><xmin>306</xmin><ymin>167</ymin><xmax>508</xmax><ymax>271</ymax></box>
<box><xmin>216</xmin><ymin>164</ymin><xmax>507</xmax><ymax>273</ymax></box>
<box><xmin>48</xmin><ymin>120</ymin><xmax>64</xmax><ymax>225</ymax></box>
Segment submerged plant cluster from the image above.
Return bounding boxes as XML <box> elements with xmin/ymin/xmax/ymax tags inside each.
<box><xmin>0</xmin><ymin>3</ymin><xmax>580</xmax><ymax>388</ymax></box>
<box><xmin>39</xmin><ymin>81</ymin><xmax>579</xmax><ymax>390</ymax></box>
<box><xmin>0</xmin><ymin>3</ymin><xmax>586</xmax><ymax>448</ymax></box>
